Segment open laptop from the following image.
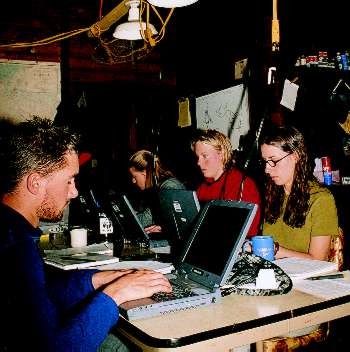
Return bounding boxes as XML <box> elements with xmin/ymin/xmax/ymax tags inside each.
<box><xmin>119</xmin><ymin>199</ymin><xmax>258</xmax><ymax>320</ymax></box>
<box><xmin>109</xmin><ymin>194</ymin><xmax>169</xmax><ymax>249</ymax></box>
<box><xmin>158</xmin><ymin>189</ymin><xmax>201</xmax><ymax>259</ymax></box>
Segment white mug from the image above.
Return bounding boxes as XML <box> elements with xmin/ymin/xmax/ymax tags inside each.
<box><xmin>70</xmin><ymin>228</ymin><xmax>88</xmax><ymax>248</ymax></box>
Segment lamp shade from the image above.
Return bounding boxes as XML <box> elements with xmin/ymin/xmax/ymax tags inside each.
<box><xmin>113</xmin><ymin>21</ymin><xmax>157</xmax><ymax>40</ymax></box>
<box><xmin>147</xmin><ymin>0</ymin><xmax>199</xmax><ymax>8</ymax></box>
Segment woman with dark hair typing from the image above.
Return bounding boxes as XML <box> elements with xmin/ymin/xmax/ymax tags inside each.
<box><xmin>258</xmin><ymin>124</ymin><xmax>341</xmax><ymax>346</ymax></box>
<box><xmin>260</xmin><ymin>125</ymin><xmax>339</xmax><ymax>260</ymax></box>
<box><xmin>128</xmin><ymin>149</ymin><xmax>185</xmax><ymax>234</ymax></box>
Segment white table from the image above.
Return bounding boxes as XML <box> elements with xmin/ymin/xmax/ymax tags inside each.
<box><xmin>113</xmin><ymin>289</ymin><xmax>350</xmax><ymax>351</ymax></box>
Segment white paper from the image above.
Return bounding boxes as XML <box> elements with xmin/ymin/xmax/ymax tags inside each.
<box><xmin>294</xmin><ymin>272</ymin><xmax>350</xmax><ymax>298</ymax></box>
<box><xmin>274</xmin><ymin>257</ymin><xmax>337</xmax><ymax>282</ymax></box>
<box><xmin>280</xmin><ymin>79</ymin><xmax>299</xmax><ymax>111</ymax></box>
<box><xmin>44</xmin><ymin>253</ymin><xmax>119</xmax><ymax>271</ymax></box>
<box><xmin>96</xmin><ymin>261</ymin><xmax>174</xmax><ymax>274</ymax></box>
<box><xmin>44</xmin><ymin>242</ymin><xmax>113</xmax><ymax>256</ymax></box>
<box><xmin>150</xmin><ymin>246</ymin><xmax>171</xmax><ymax>254</ymax></box>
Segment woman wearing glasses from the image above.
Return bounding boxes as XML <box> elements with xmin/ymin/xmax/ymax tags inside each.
<box><xmin>191</xmin><ymin>129</ymin><xmax>261</xmax><ymax>237</ymax></box>
<box><xmin>260</xmin><ymin>125</ymin><xmax>339</xmax><ymax>260</ymax></box>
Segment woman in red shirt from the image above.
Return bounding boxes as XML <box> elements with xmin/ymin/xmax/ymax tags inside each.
<box><xmin>191</xmin><ymin>129</ymin><xmax>261</xmax><ymax>237</ymax></box>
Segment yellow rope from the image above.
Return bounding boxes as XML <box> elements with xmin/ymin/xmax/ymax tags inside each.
<box><xmin>0</xmin><ymin>0</ymin><xmax>174</xmax><ymax>55</ymax></box>
<box><xmin>0</xmin><ymin>27</ymin><xmax>91</xmax><ymax>48</ymax></box>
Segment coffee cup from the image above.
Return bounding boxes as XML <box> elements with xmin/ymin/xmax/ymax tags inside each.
<box><xmin>247</xmin><ymin>235</ymin><xmax>275</xmax><ymax>261</ymax></box>
<box><xmin>70</xmin><ymin>228</ymin><xmax>88</xmax><ymax>248</ymax></box>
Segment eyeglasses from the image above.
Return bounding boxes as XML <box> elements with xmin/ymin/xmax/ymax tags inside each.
<box><xmin>260</xmin><ymin>153</ymin><xmax>292</xmax><ymax>167</ymax></box>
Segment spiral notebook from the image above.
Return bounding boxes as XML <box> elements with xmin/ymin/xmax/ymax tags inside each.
<box><xmin>44</xmin><ymin>253</ymin><xmax>119</xmax><ymax>270</ymax></box>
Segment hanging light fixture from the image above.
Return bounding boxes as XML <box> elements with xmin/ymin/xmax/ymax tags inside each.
<box><xmin>147</xmin><ymin>0</ymin><xmax>199</xmax><ymax>8</ymax></box>
<box><xmin>113</xmin><ymin>0</ymin><xmax>158</xmax><ymax>40</ymax></box>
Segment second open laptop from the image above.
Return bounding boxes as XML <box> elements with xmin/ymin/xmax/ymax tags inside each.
<box><xmin>118</xmin><ymin>199</ymin><xmax>258</xmax><ymax>320</ymax></box>
<box><xmin>109</xmin><ymin>194</ymin><xmax>169</xmax><ymax>249</ymax></box>
<box><xmin>158</xmin><ymin>189</ymin><xmax>201</xmax><ymax>258</ymax></box>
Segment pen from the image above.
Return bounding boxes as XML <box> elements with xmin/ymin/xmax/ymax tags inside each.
<box><xmin>306</xmin><ymin>273</ymin><xmax>344</xmax><ymax>281</ymax></box>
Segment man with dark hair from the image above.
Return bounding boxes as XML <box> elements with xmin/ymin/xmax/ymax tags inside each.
<box><xmin>0</xmin><ymin>117</ymin><xmax>171</xmax><ymax>351</ymax></box>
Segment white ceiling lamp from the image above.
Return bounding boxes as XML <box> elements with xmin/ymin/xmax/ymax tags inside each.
<box><xmin>147</xmin><ymin>0</ymin><xmax>199</xmax><ymax>8</ymax></box>
<box><xmin>113</xmin><ymin>0</ymin><xmax>158</xmax><ymax>40</ymax></box>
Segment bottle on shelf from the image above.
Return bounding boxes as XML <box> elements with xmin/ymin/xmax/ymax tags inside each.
<box><xmin>321</xmin><ymin>156</ymin><xmax>332</xmax><ymax>185</ymax></box>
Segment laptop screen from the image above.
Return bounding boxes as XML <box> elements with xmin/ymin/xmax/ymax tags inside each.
<box><xmin>159</xmin><ymin>189</ymin><xmax>200</xmax><ymax>242</ymax></box>
<box><xmin>109</xmin><ymin>194</ymin><xmax>149</xmax><ymax>243</ymax></box>
<box><xmin>178</xmin><ymin>200</ymin><xmax>257</xmax><ymax>288</ymax></box>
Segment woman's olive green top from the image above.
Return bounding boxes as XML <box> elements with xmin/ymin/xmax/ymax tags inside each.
<box><xmin>263</xmin><ymin>182</ymin><xmax>339</xmax><ymax>253</ymax></box>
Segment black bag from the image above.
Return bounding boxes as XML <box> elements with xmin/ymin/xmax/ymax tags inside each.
<box><xmin>221</xmin><ymin>252</ymin><xmax>293</xmax><ymax>297</ymax></box>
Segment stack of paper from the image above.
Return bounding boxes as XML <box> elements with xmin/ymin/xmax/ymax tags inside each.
<box><xmin>274</xmin><ymin>257</ymin><xmax>338</xmax><ymax>281</ymax></box>
<box><xmin>44</xmin><ymin>253</ymin><xmax>119</xmax><ymax>270</ymax></box>
<box><xmin>274</xmin><ymin>258</ymin><xmax>350</xmax><ymax>299</ymax></box>
<box><xmin>44</xmin><ymin>243</ymin><xmax>117</xmax><ymax>270</ymax></box>
<box><xmin>96</xmin><ymin>261</ymin><xmax>175</xmax><ymax>274</ymax></box>
<box><xmin>293</xmin><ymin>272</ymin><xmax>350</xmax><ymax>299</ymax></box>
<box><xmin>44</xmin><ymin>242</ymin><xmax>113</xmax><ymax>256</ymax></box>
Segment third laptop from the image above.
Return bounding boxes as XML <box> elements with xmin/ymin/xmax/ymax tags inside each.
<box><xmin>109</xmin><ymin>194</ymin><xmax>169</xmax><ymax>249</ymax></box>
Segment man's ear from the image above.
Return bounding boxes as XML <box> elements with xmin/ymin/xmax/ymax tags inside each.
<box><xmin>26</xmin><ymin>173</ymin><xmax>43</xmax><ymax>195</ymax></box>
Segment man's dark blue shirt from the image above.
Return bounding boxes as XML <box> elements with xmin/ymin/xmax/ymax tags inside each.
<box><xmin>0</xmin><ymin>204</ymin><xmax>119</xmax><ymax>351</ymax></box>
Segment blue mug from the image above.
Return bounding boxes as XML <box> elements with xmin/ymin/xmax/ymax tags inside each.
<box><xmin>250</xmin><ymin>235</ymin><xmax>275</xmax><ymax>261</ymax></box>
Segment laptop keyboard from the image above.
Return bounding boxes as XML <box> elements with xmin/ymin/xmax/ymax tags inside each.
<box><xmin>151</xmin><ymin>282</ymin><xmax>196</xmax><ymax>302</ymax></box>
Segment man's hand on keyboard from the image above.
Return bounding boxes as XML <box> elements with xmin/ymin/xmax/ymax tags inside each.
<box><xmin>102</xmin><ymin>269</ymin><xmax>172</xmax><ymax>305</ymax></box>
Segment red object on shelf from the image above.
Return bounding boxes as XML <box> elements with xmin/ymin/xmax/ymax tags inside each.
<box><xmin>321</xmin><ymin>156</ymin><xmax>332</xmax><ymax>173</ymax></box>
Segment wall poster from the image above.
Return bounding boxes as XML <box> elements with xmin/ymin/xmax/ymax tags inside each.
<box><xmin>195</xmin><ymin>84</ymin><xmax>249</xmax><ymax>150</ymax></box>
<box><xmin>0</xmin><ymin>59</ymin><xmax>61</xmax><ymax>123</ymax></box>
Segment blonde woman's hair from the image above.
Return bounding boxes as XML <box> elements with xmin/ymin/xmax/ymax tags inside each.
<box><xmin>128</xmin><ymin>149</ymin><xmax>174</xmax><ymax>189</ymax></box>
<box><xmin>190</xmin><ymin>129</ymin><xmax>235</xmax><ymax>170</ymax></box>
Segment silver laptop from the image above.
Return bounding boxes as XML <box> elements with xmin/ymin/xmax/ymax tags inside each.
<box><xmin>109</xmin><ymin>194</ymin><xmax>169</xmax><ymax>248</ymax></box>
<box><xmin>158</xmin><ymin>189</ymin><xmax>200</xmax><ymax>258</ymax></box>
<box><xmin>119</xmin><ymin>199</ymin><xmax>258</xmax><ymax>320</ymax></box>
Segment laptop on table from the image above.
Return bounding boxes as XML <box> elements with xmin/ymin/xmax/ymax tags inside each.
<box><xmin>158</xmin><ymin>189</ymin><xmax>201</xmax><ymax>259</ymax></box>
<box><xmin>109</xmin><ymin>194</ymin><xmax>169</xmax><ymax>249</ymax></box>
<box><xmin>119</xmin><ymin>199</ymin><xmax>258</xmax><ymax>320</ymax></box>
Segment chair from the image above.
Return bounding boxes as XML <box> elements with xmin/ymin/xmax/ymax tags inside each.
<box><xmin>255</xmin><ymin>228</ymin><xmax>344</xmax><ymax>352</ymax></box>
<box><xmin>328</xmin><ymin>227</ymin><xmax>344</xmax><ymax>272</ymax></box>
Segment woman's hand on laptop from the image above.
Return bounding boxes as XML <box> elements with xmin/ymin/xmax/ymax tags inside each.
<box><xmin>144</xmin><ymin>224</ymin><xmax>162</xmax><ymax>234</ymax></box>
<box><xmin>102</xmin><ymin>269</ymin><xmax>172</xmax><ymax>305</ymax></box>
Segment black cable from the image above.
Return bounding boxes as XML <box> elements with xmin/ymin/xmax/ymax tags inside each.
<box><xmin>236</xmin><ymin>110</ymin><xmax>266</xmax><ymax>201</ymax></box>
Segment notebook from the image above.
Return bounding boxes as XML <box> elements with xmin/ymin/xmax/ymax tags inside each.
<box><xmin>274</xmin><ymin>257</ymin><xmax>338</xmax><ymax>282</ymax></box>
<box><xmin>44</xmin><ymin>253</ymin><xmax>119</xmax><ymax>270</ymax></box>
<box><xmin>109</xmin><ymin>194</ymin><xmax>169</xmax><ymax>249</ymax></box>
<box><xmin>118</xmin><ymin>199</ymin><xmax>258</xmax><ymax>320</ymax></box>
<box><xmin>158</xmin><ymin>189</ymin><xmax>201</xmax><ymax>259</ymax></box>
